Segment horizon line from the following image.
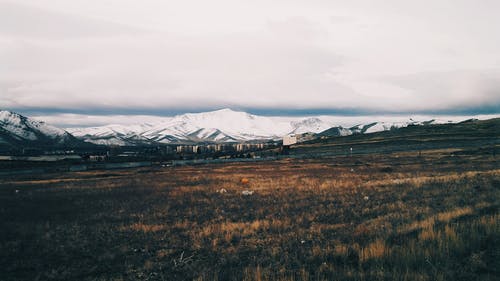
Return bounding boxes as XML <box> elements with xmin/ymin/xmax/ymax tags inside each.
<box><xmin>4</xmin><ymin>106</ymin><xmax>500</xmax><ymax>118</ymax></box>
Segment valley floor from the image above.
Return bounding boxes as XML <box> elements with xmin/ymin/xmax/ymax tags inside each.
<box><xmin>0</xmin><ymin>148</ymin><xmax>499</xmax><ymax>280</ymax></box>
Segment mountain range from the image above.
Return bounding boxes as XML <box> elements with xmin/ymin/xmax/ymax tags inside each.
<box><xmin>0</xmin><ymin>108</ymin><xmax>464</xmax><ymax>148</ymax></box>
<box><xmin>67</xmin><ymin>109</ymin><xmax>452</xmax><ymax>145</ymax></box>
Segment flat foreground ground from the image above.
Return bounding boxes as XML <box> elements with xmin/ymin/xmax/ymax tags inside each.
<box><xmin>0</xmin><ymin>149</ymin><xmax>499</xmax><ymax>280</ymax></box>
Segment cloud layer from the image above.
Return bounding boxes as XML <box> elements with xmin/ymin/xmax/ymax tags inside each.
<box><xmin>1</xmin><ymin>0</ymin><xmax>499</xmax><ymax>115</ymax></box>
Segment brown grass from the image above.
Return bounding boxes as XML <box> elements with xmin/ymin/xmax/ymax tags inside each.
<box><xmin>0</xmin><ymin>150</ymin><xmax>498</xmax><ymax>280</ymax></box>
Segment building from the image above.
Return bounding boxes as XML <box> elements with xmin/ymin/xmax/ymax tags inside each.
<box><xmin>283</xmin><ymin>135</ymin><xmax>297</xmax><ymax>146</ymax></box>
<box><xmin>89</xmin><ymin>155</ymin><xmax>107</xmax><ymax>161</ymax></box>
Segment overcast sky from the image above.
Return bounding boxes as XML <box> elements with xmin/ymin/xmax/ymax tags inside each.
<box><xmin>1</xmin><ymin>0</ymin><xmax>499</xmax><ymax>122</ymax></box>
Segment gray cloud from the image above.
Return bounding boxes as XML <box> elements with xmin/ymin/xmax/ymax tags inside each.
<box><xmin>1</xmin><ymin>0</ymin><xmax>499</xmax><ymax>116</ymax></box>
<box><xmin>385</xmin><ymin>70</ymin><xmax>500</xmax><ymax>111</ymax></box>
<box><xmin>0</xmin><ymin>1</ymin><xmax>142</xmax><ymax>38</ymax></box>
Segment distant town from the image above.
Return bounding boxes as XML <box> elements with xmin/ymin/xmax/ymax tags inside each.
<box><xmin>0</xmin><ymin>134</ymin><xmax>316</xmax><ymax>175</ymax></box>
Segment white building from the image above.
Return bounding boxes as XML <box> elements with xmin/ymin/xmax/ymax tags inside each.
<box><xmin>283</xmin><ymin>135</ymin><xmax>297</xmax><ymax>146</ymax></box>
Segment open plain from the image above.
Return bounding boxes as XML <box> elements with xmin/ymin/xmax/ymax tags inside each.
<box><xmin>1</xmin><ymin>120</ymin><xmax>499</xmax><ymax>280</ymax></box>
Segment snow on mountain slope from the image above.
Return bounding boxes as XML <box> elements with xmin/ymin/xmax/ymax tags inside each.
<box><xmin>187</xmin><ymin>128</ymin><xmax>237</xmax><ymax>142</ymax></box>
<box><xmin>0</xmin><ymin>110</ymin><xmax>76</xmax><ymax>148</ymax></box>
<box><xmin>290</xmin><ymin>117</ymin><xmax>334</xmax><ymax>134</ymax></box>
<box><xmin>68</xmin><ymin>123</ymin><xmax>154</xmax><ymax>146</ymax></box>
<box><xmin>315</xmin><ymin>117</ymin><xmax>456</xmax><ymax>137</ymax></box>
<box><xmin>355</xmin><ymin>119</ymin><xmax>450</xmax><ymax>134</ymax></box>
<box><xmin>69</xmin><ymin>124</ymin><xmax>153</xmax><ymax>138</ymax></box>
<box><xmin>69</xmin><ymin>109</ymin><xmax>292</xmax><ymax>145</ymax></box>
<box><xmin>64</xmin><ymin>109</ymin><xmax>466</xmax><ymax>145</ymax></box>
<box><xmin>362</xmin><ymin>122</ymin><xmax>411</xmax><ymax>134</ymax></box>
<box><xmin>141</xmin><ymin>109</ymin><xmax>363</xmax><ymax>143</ymax></box>
<box><xmin>1</xmin><ymin>111</ymin><xmax>65</xmax><ymax>140</ymax></box>
<box><xmin>142</xmin><ymin>109</ymin><xmax>293</xmax><ymax>142</ymax></box>
<box><xmin>318</xmin><ymin>126</ymin><xmax>354</xmax><ymax>137</ymax></box>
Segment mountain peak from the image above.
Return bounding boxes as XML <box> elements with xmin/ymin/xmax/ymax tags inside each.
<box><xmin>205</xmin><ymin>108</ymin><xmax>248</xmax><ymax>116</ymax></box>
<box><xmin>212</xmin><ymin>108</ymin><xmax>236</xmax><ymax>113</ymax></box>
<box><xmin>0</xmin><ymin>110</ymin><xmax>79</xmax><ymax>149</ymax></box>
<box><xmin>0</xmin><ymin>110</ymin><xmax>22</xmax><ymax>121</ymax></box>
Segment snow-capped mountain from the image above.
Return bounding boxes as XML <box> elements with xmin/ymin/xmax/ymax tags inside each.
<box><xmin>69</xmin><ymin>123</ymin><xmax>155</xmax><ymax>146</ymax></box>
<box><xmin>187</xmin><ymin>128</ymin><xmax>237</xmax><ymax>143</ymax></box>
<box><xmin>67</xmin><ymin>108</ymin><xmax>448</xmax><ymax>145</ymax></box>
<box><xmin>69</xmin><ymin>109</ymin><xmax>331</xmax><ymax>145</ymax></box>
<box><xmin>319</xmin><ymin>119</ymin><xmax>447</xmax><ymax>137</ymax></box>
<box><xmin>0</xmin><ymin>110</ymin><xmax>80</xmax><ymax>149</ymax></box>
<box><xmin>141</xmin><ymin>109</ymin><xmax>293</xmax><ymax>142</ymax></box>
<box><xmin>317</xmin><ymin>126</ymin><xmax>354</xmax><ymax>137</ymax></box>
<box><xmin>290</xmin><ymin>118</ymin><xmax>334</xmax><ymax>135</ymax></box>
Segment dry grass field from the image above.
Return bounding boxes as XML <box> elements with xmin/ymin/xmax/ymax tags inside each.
<box><xmin>0</xmin><ymin>147</ymin><xmax>499</xmax><ymax>280</ymax></box>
